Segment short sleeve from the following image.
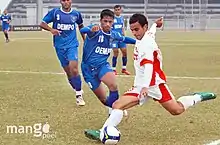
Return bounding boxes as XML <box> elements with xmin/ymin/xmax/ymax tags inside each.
<box><xmin>76</xmin><ymin>12</ymin><xmax>83</xmax><ymax>25</ymax></box>
<box><xmin>42</xmin><ymin>9</ymin><xmax>55</xmax><ymax>24</ymax></box>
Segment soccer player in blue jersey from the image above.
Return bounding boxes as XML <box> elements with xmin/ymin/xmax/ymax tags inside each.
<box><xmin>80</xmin><ymin>9</ymin><xmax>135</xmax><ymax>117</ymax></box>
<box><xmin>111</xmin><ymin>5</ymin><xmax>131</xmax><ymax>75</ymax></box>
<box><xmin>40</xmin><ymin>0</ymin><xmax>85</xmax><ymax>106</ymax></box>
<box><xmin>0</xmin><ymin>10</ymin><xmax>11</xmax><ymax>43</ymax></box>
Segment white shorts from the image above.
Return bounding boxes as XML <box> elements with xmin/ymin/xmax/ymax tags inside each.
<box><xmin>123</xmin><ymin>84</ymin><xmax>175</xmax><ymax>105</ymax></box>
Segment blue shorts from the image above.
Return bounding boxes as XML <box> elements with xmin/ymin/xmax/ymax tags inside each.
<box><xmin>2</xmin><ymin>25</ymin><xmax>10</xmax><ymax>31</ymax></box>
<box><xmin>111</xmin><ymin>41</ymin><xmax>126</xmax><ymax>49</ymax></box>
<box><xmin>81</xmin><ymin>62</ymin><xmax>113</xmax><ymax>91</ymax></box>
<box><xmin>55</xmin><ymin>47</ymin><xmax>78</xmax><ymax>67</ymax></box>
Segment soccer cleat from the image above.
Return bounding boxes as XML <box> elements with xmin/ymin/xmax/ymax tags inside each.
<box><xmin>194</xmin><ymin>92</ymin><xmax>216</xmax><ymax>101</ymax></box>
<box><xmin>121</xmin><ymin>69</ymin><xmax>131</xmax><ymax>75</ymax></box>
<box><xmin>113</xmin><ymin>70</ymin><xmax>118</xmax><ymax>75</ymax></box>
<box><xmin>6</xmin><ymin>39</ymin><xmax>9</xmax><ymax>43</ymax></box>
<box><xmin>84</xmin><ymin>129</ymin><xmax>100</xmax><ymax>141</ymax></box>
<box><xmin>76</xmin><ymin>95</ymin><xmax>85</xmax><ymax>106</ymax></box>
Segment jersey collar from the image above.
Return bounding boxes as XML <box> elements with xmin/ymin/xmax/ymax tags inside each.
<box><xmin>60</xmin><ymin>7</ymin><xmax>73</xmax><ymax>14</ymax></box>
<box><xmin>115</xmin><ymin>15</ymin><xmax>122</xmax><ymax>18</ymax></box>
<box><xmin>98</xmin><ymin>24</ymin><xmax>111</xmax><ymax>36</ymax></box>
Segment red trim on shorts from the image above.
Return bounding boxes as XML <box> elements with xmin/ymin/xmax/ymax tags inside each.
<box><xmin>154</xmin><ymin>84</ymin><xmax>172</xmax><ymax>103</ymax></box>
<box><xmin>140</xmin><ymin>59</ymin><xmax>153</xmax><ymax>66</ymax></box>
<box><xmin>123</xmin><ymin>93</ymin><xmax>139</xmax><ymax>97</ymax></box>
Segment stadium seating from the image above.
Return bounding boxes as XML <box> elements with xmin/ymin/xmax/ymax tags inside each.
<box><xmin>4</xmin><ymin>0</ymin><xmax>220</xmax><ymax>26</ymax></box>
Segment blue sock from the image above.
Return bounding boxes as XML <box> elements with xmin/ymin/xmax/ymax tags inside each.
<box><xmin>69</xmin><ymin>75</ymin><xmax>82</xmax><ymax>91</ymax></box>
<box><xmin>122</xmin><ymin>56</ymin><xmax>127</xmax><ymax>69</ymax></box>
<box><xmin>68</xmin><ymin>78</ymin><xmax>76</xmax><ymax>90</ymax></box>
<box><xmin>105</xmin><ymin>90</ymin><xmax>119</xmax><ymax>108</ymax></box>
<box><xmin>112</xmin><ymin>56</ymin><xmax>117</xmax><ymax>68</ymax></box>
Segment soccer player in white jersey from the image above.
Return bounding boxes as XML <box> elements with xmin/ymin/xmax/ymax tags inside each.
<box><xmin>84</xmin><ymin>14</ymin><xmax>216</xmax><ymax>140</ymax></box>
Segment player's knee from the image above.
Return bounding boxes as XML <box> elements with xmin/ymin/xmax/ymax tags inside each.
<box><xmin>169</xmin><ymin>108</ymin><xmax>184</xmax><ymax>116</ymax></box>
<box><xmin>69</xmin><ymin>66</ymin><xmax>78</xmax><ymax>76</ymax></box>
<box><xmin>121</xmin><ymin>49</ymin><xmax>127</xmax><ymax>56</ymax></box>
<box><xmin>113</xmin><ymin>49</ymin><xmax>119</xmax><ymax>56</ymax></box>
<box><xmin>112</xmin><ymin>101</ymin><xmax>123</xmax><ymax>109</ymax></box>
<box><xmin>108</xmin><ymin>83</ymin><xmax>117</xmax><ymax>91</ymax></box>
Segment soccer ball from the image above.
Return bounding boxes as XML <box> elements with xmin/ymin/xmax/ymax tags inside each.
<box><xmin>100</xmin><ymin>126</ymin><xmax>121</xmax><ymax>145</ymax></box>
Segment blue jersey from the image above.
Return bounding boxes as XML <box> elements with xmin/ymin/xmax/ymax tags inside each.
<box><xmin>42</xmin><ymin>8</ymin><xmax>83</xmax><ymax>49</ymax></box>
<box><xmin>0</xmin><ymin>14</ymin><xmax>11</xmax><ymax>27</ymax></box>
<box><xmin>82</xmin><ymin>25</ymin><xmax>126</xmax><ymax>67</ymax></box>
<box><xmin>112</xmin><ymin>16</ymin><xmax>124</xmax><ymax>35</ymax></box>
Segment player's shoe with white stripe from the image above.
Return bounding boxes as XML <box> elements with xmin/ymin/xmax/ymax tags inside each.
<box><xmin>76</xmin><ymin>90</ymin><xmax>85</xmax><ymax>106</ymax></box>
<box><xmin>193</xmin><ymin>92</ymin><xmax>216</xmax><ymax>101</ymax></box>
<box><xmin>76</xmin><ymin>95</ymin><xmax>85</xmax><ymax>106</ymax></box>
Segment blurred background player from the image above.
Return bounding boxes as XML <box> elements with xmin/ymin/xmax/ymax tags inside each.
<box><xmin>80</xmin><ymin>9</ymin><xmax>135</xmax><ymax>116</ymax></box>
<box><xmin>84</xmin><ymin>14</ymin><xmax>216</xmax><ymax>140</ymax></box>
<box><xmin>0</xmin><ymin>10</ymin><xmax>11</xmax><ymax>43</ymax></box>
<box><xmin>40</xmin><ymin>0</ymin><xmax>85</xmax><ymax>106</ymax></box>
<box><xmin>111</xmin><ymin>5</ymin><xmax>130</xmax><ymax>75</ymax></box>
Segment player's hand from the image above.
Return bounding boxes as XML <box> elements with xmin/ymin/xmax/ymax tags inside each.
<box><xmin>91</xmin><ymin>25</ymin><xmax>100</xmax><ymax>32</ymax></box>
<box><xmin>155</xmin><ymin>17</ymin><xmax>163</xmax><ymax>28</ymax></box>
<box><xmin>50</xmin><ymin>29</ymin><xmax>61</xmax><ymax>36</ymax></box>
<box><xmin>140</xmin><ymin>87</ymin><xmax>148</xmax><ymax>98</ymax></box>
<box><xmin>7</xmin><ymin>21</ymin><xmax>10</xmax><ymax>24</ymax></box>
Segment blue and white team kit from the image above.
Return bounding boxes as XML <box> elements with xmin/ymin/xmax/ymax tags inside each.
<box><xmin>42</xmin><ymin>8</ymin><xmax>83</xmax><ymax>67</ymax></box>
<box><xmin>80</xmin><ymin>25</ymin><xmax>135</xmax><ymax>91</ymax></box>
<box><xmin>0</xmin><ymin>14</ymin><xmax>11</xmax><ymax>31</ymax></box>
<box><xmin>111</xmin><ymin>16</ymin><xmax>126</xmax><ymax>49</ymax></box>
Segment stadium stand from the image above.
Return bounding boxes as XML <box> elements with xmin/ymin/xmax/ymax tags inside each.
<box><xmin>3</xmin><ymin>0</ymin><xmax>220</xmax><ymax>29</ymax></box>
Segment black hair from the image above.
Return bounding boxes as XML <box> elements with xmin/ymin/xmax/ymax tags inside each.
<box><xmin>129</xmin><ymin>13</ymin><xmax>148</xmax><ymax>27</ymax></box>
<box><xmin>100</xmin><ymin>9</ymin><xmax>114</xmax><ymax>19</ymax></box>
<box><xmin>114</xmin><ymin>5</ymin><xmax>121</xmax><ymax>9</ymax></box>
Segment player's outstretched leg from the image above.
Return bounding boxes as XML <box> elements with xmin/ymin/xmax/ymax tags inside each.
<box><xmin>159</xmin><ymin>89</ymin><xmax>216</xmax><ymax>115</ymax></box>
<box><xmin>84</xmin><ymin>94</ymin><xmax>138</xmax><ymax>141</ymax></box>
<box><xmin>120</xmin><ymin>47</ymin><xmax>131</xmax><ymax>75</ymax></box>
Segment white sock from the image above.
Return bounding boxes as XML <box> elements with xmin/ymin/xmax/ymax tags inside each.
<box><xmin>177</xmin><ymin>94</ymin><xmax>202</xmax><ymax>110</ymax></box>
<box><xmin>76</xmin><ymin>90</ymin><xmax>83</xmax><ymax>96</ymax></box>
<box><xmin>112</xmin><ymin>67</ymin><xmax>116</xmax><ymax>70</ymax></box>
<box><xmin>108</xmin><ymin>107</ymin><xmax>112</xmax><ymax>115</ymax></box>
<box><xmin>122</xmin><ymin>66</ymin><xmax>126</xmax><ymax>69</ymax></box>
<box><xmin>101</xmin><ymin>109</ymin><xmax>123</xmax><ymax>131</ymax></box>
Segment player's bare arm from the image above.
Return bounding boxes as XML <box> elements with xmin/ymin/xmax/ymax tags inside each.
<box><xmin>40</xmin><ymin>22</ymin><xmax>61</xmax><ymax>35</ymax></box>
<box><xmin>78</xmin><ymin>23</ymin><xmax>86</xmax><ymax>40</ymax></box>
<box><xmin>7</xmin><ymin>20</ymin><xmax>11</xmax><ymax>24</ymax></box>
<box><xmin>122</xmin><ymin>27</ymin><xmax>125</xmax><ymax>36</ymax></box>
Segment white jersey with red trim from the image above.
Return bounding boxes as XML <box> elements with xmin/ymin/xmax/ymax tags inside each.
<box><xmin>133</xmin><ymin>31</ymin><xmax>166</xmax><ymax>88</ymax></box>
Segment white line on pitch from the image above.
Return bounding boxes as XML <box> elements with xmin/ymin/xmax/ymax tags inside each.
<box><xmin>0</xmin><ymin>70</ymin><xmax>220</xmax><ymax>80</ymax></box>
<box><xmin>204</xmin><ymin>139</ymin><xmax>220</xmax><ymax>145</ymax></box>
